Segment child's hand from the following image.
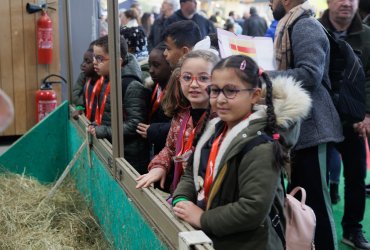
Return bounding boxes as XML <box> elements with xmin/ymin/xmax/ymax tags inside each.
<box><xmin>72</xmin><ymin>110</ymin><xmax>83</xmax><ymax>120</ymax></box>
<box><xmin>136</xmin><ymin>167</ymin><xmax>166</xmax><ymax>189</ymax></box>
<box><xmin>173</xmin><ymin>201</ymin><xmax>203</xmax><ymax>229</ymax></box>
<box><xmin>136</xmin><ymin>123</ymin><xmax>150</xmax><ymax>138</ymax></box>
<box><xmin>87</xmin><ymin>124</ymin><xmax>96</xmax><ymax>137</ymax></box>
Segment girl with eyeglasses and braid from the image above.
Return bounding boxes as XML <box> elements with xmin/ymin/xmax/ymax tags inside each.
<box><xmin>136</xmin><ymin>50</ymin><xmax>219</xmax><ymax>195</ymax></box>
<box><xmin>172</xmin><ymin>55</ymin><xmax>312</xmax><ymax>249</ymax></box>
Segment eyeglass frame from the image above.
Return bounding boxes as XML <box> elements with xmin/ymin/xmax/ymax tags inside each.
<box><xmin>93</xmin><ymin>54</ymin><xmax>110</xmax><ymax>64</ymax></box>
<box><xmin>207</xmin><ymin>84</ymin><xmax>256</xmax><ymax>99</ymax></box>
<box><xmin>178</xmin><ymin>72</ymin><xmax>212</xmax><ymax>86</ymax></box>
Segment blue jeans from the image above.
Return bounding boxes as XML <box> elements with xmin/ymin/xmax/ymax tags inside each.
<box><xmin>327</xmin><ymin>143</ymin><xmax>341</xmax><ymax>184</ymax></box>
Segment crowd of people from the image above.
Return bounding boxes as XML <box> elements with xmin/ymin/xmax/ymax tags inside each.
<box><xmin>72</xmin><ymin>0</ymin><xmax>370</xmax><ymax>249</ymax></box>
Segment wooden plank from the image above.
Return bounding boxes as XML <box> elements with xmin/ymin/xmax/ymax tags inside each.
<box><xmin>11</xmin><ymin>0</ymin><xmax>27</xmax><ymax>134</ymax></box>
<box><xmin>23</xmin><ymin>0</ymin><xmax>38</xmax><ymax>129</ymax></box>
<box><xmin>0</xmin><ymin>0</ymin><xmax>15</xmax><ymax>135</ymax></box>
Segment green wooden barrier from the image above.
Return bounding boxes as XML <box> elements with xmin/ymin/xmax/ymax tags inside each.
<box><xmin>0</xmin><ymin>101</ymin><xmax>167</xmax><ymax>249</ymax></box>
<box><xmin>0</xmin><ymin>102</ymin><xmax>69</xmax><ymax>182</ymax></box>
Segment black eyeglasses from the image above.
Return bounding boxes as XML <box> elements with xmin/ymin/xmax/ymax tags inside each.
<box><xmin>93</xmin><ymin>54</ymin><xmax>109</xmax><ymax>64</ymax></box>
<box><xmin>207</xmin><ymin>84</ymin><xmax>255</xmax><ymax>99</ymax></box>
<box><xmin>179</xmin><ymin>73</ymin><xmax>212</xmax><ymax>86</ymax></box>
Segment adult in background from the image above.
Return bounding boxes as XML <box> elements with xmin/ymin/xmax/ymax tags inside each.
<box><xmin>359</xmin><ymin>0</ymin><xmax>370</xmax><ymax>26</ymax></box>
<box><xmin>165</xmin><ymin>0</ymin><xmax>216</xmax><ymax>39</ymax></box>
<box><xmin>242</xmin><ymin>7</ymin><xmax>268</xmax><ymax>36</ymax></box>
<box><xmin>228</xmin><ymin>11</ymin><xmax>243</xmax><ymax>34</ymax></box>
<box><xmin>319</xmin><ymin>0</ymin><xmax>370</xmax><ymax>248</ymax></box>
<box><xmin>268</xmin><ymin>0</ymin><xmax>344</xmax><ymax>249</ymax></box>
<box><xmin>148</xmin><ymin>0</ymin><xmax>179</xmax><ymax>51</ymax></box>
<box><xmin>141</xmin><ymin>12</ymin><xmax>154</xmax><ymax>37</ymax></box>
<box><xmin>120</xmin><ymin>8</ymin><xmax>140</xmax><ymax>28</ymax></box>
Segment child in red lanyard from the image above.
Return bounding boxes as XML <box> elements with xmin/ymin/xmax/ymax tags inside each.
<box><xmin>71</xmin><ymin>41</ymin><xmax>99</xmax><ymax>120</ymax></box>
<box><xmin>172</xmin><ymin>55</ymin><xmax>312</xmax><ymax>250</ymax></box>
<box><xmin>88</xmin><ymin>35</ymin><xmax>150</xmax><ymax>174</ymax></box>
<box><xmin>136</xmin><ymin>42</ymin><xmax>172</xmax><ymax>158</ymax></box>
<box><xmin>136</xmin><ymin>50</ymin><xmax>220</xmax><ymax>193</ymax></box>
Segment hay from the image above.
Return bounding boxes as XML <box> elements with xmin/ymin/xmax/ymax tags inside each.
<box><xmin>0</xmin><ymin>172</ymin><xmax>112</xmax><ymax>250</ymax></box>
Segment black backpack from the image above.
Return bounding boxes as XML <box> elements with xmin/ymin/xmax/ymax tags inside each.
<box><xmin>323</xmin><ymin>27</ymin><xmax>366</xmax><ymax>123</ymax></box>
<box><xmin>289</xmin><ymin>17</ymin><xmax>366</xmax><ymax>123</ymax></box>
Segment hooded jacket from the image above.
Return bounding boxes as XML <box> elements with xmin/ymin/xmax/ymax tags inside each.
<box><xmin>173</xmin><ymin>76</ymin><xmax>312</xmax><ymax>250</ymax></box>
<box><xmin>95</xmin><ymin>53</ymin><xmax>150</xmax><ymax>174</ymax></box>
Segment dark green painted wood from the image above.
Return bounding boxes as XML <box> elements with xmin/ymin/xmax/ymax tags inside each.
<box><xmin>0</xmin><ymin>101</ymin><xmax>70</xmax><ymax>183</ymax></box>
<box><xmin>68</xmin><ymin>122</ymin><xmax>167</xmax><ymax>249</ymax></box>
<box><xmin>0</xmin><ymin>101</ymin><xmax>168</xmax><ymax>249</ymax></box>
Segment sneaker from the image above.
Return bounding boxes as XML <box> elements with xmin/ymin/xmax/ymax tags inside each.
<box><xmin>342</xmin><ymin>230</ymin><xmax>370</xmax><ymax>250</ymax></box>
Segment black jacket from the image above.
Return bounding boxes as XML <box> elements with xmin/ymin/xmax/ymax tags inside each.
<box><xmin>320</xmin><ymin>11</ymin><xmax>370</xmax><ymax>114</ymax></box>
<box><xmin>95</xmin><ymin>54</ymin><xmax>150</xmax><ymax>174</ymax></box>
<box><xmin>148</xmin><ymin>16</ymin><xmax>167</xmax><ymax>51</ymax></box>
<box><xmin>243</xmin><ymin>14</ymin><xmax>268</xmax><ymax>36</ymax></box>
<box><xmin>147</xmin><ymin>102</ymin><xmax>171</xmax><ymax>156</ymax></box>
<box><xmin>165</xmin><ymin>10</ymin><xmax>216</xmax><ymax>39</ymax></box>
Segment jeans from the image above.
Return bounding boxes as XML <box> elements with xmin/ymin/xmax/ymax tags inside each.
<box><xmin>327</xmin><ymin>143</ymin><xmax>341</xmax><ymax>184</ymax></box>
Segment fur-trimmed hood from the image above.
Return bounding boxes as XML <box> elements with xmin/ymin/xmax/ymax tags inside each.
<box><xmin>192</xmin><ymin>76</ymin><xmax>311</xmax><ymax>190</ymax></box>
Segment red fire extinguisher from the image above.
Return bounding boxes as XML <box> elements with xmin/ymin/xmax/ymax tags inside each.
<box><xmin>36</xmin><ymin>74</ymin><xmax>66</xmax><ymax>123</ymax></box>
<box><xmin>37</xmin><ymin>10</ymin><xmax>53</xmax><ymax>64</ymax></box>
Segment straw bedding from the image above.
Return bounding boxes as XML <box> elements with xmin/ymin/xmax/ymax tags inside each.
<box><xmin>0</xmin><ymin>172</ymin><xmax>112</xmax><ymax>250</ymax></box>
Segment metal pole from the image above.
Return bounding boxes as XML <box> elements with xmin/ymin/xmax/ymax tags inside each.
<box><xmin>60</xmin><ymin>0</ymin><xmax>74</xmax><ymax>102</ymax></box>
<box><xmin>107</xmin><ymin>0</ymin><xmax>124</xmax><ymax>159</ymax></box>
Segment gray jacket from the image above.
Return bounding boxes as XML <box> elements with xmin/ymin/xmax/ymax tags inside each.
<box><xmin>269</xmin><ymin>16</ymin><xmax>344</xmax><ymax>149</ymax></box>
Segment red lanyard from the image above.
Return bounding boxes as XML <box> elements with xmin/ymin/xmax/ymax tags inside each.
<box><xmin>203</xmin><ymin>125</ymin><xmax>227</xmax><ymax>202</ymax></box>
<box><xmin>95</xmin><ymin>80</ymin><xmax>110</xmax><ymax>125</ymax></box>
<box><xmin>149</xmin><ymin>83</ymin><xmax>166</xmax><ymax>121</ymax></box>
<box><xmin>203</xmin><ymin>112</ymin><xmax>252</xmax><ymax>201</ymax></box>
<box><xmin>85</xmin><ymin>76</ymin><xmax>104</xmax><ymax>120</ymax></box>
<box><xmin>177</xmin><ymin>111</ymin><xmax>206</xmax><ymax>158</ymax></box>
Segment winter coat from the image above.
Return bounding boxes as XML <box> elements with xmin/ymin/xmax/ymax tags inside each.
<box><xmin>148</xmin><ymin>109</ymin><xmax>193</xmax><ymax>174</ymax></box>
<box><xmin>320</xmin><ymin>11</ymin><xmax>370</xmax><ymax>115</ymax></box>
<box><xmin>173</xmin><ymin>76</ymin><xmax>312</xmax><ymax>250</ymax></box>
<box><xmin>95</xmin><ymin>54</ymin><xmax>150</xmax><ymax>174</ymax></box>
<box><xmin>148</xmin><ymin>16</ymin><xmax>167</xmax><ymax>51</ymax></box>
<box><xmin>243</xmin><ymin>14</ymin><xmax>268</xmax><ymax>36</ymax></box>
<box><xmin>268</xmin><ymin>15</ymin><xmax>343</xmax><ymax>149</ymax></box>
<box><xmin>72</xmin><ymin>72</ymin><xmax>86</xmax><ymax>107</ymax></box>
<box><xmin>146</xmin><ymin>83</ymin><xmax>171</xmax><ymax>156</ymax></box>
<box><xmin>165</xmin><ymin>10</ymin><xmax>216</xmax><ymax>39</ymax></box>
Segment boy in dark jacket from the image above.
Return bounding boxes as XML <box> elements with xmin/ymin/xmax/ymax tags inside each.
<box><xmin>89</xmin><ymin>35</ymin><xmax>150</xmax><ymax>174</ymax></box>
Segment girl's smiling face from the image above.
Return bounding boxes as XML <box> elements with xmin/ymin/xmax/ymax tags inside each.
<box><xmin>210</xmin><ymin>68</ymin><xmax>261</xmax><ymax>129</ymax></box>
<box><xmin>179</xmin><ymin>58</ymin><xmax>213</xmax><ymax>109</ymax></box>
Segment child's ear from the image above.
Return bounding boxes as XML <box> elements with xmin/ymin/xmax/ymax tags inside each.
<box><xmin>181</xmin><ymin>46</ymin><xmax>191</xmax><ymax>56</ymax></box>
<box><xmin>120</xmin><ymin>57</ymin><xmax>123</xmax><ymax>67</ymax></box>
<box><xmin>251</xmin><ymin>88</ymin><xmax>262</xmax><ymax>104</ymax></box>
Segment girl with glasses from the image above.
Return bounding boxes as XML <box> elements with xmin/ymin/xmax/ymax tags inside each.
<box><xmin>136</xmin><ymin>50</ymin><xmax>219</xmax><ymax>195</ymax></box>
<box><xmin>172</xmin><ymin>55</ymin><xmax>312</xmax><ymax>249</ymax></box>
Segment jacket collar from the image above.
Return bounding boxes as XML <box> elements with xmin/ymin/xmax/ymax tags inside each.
<box><xmin>320</xmin><ymin>9</ymin><xmax>364</xmax><ymax>35</ymax></box>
